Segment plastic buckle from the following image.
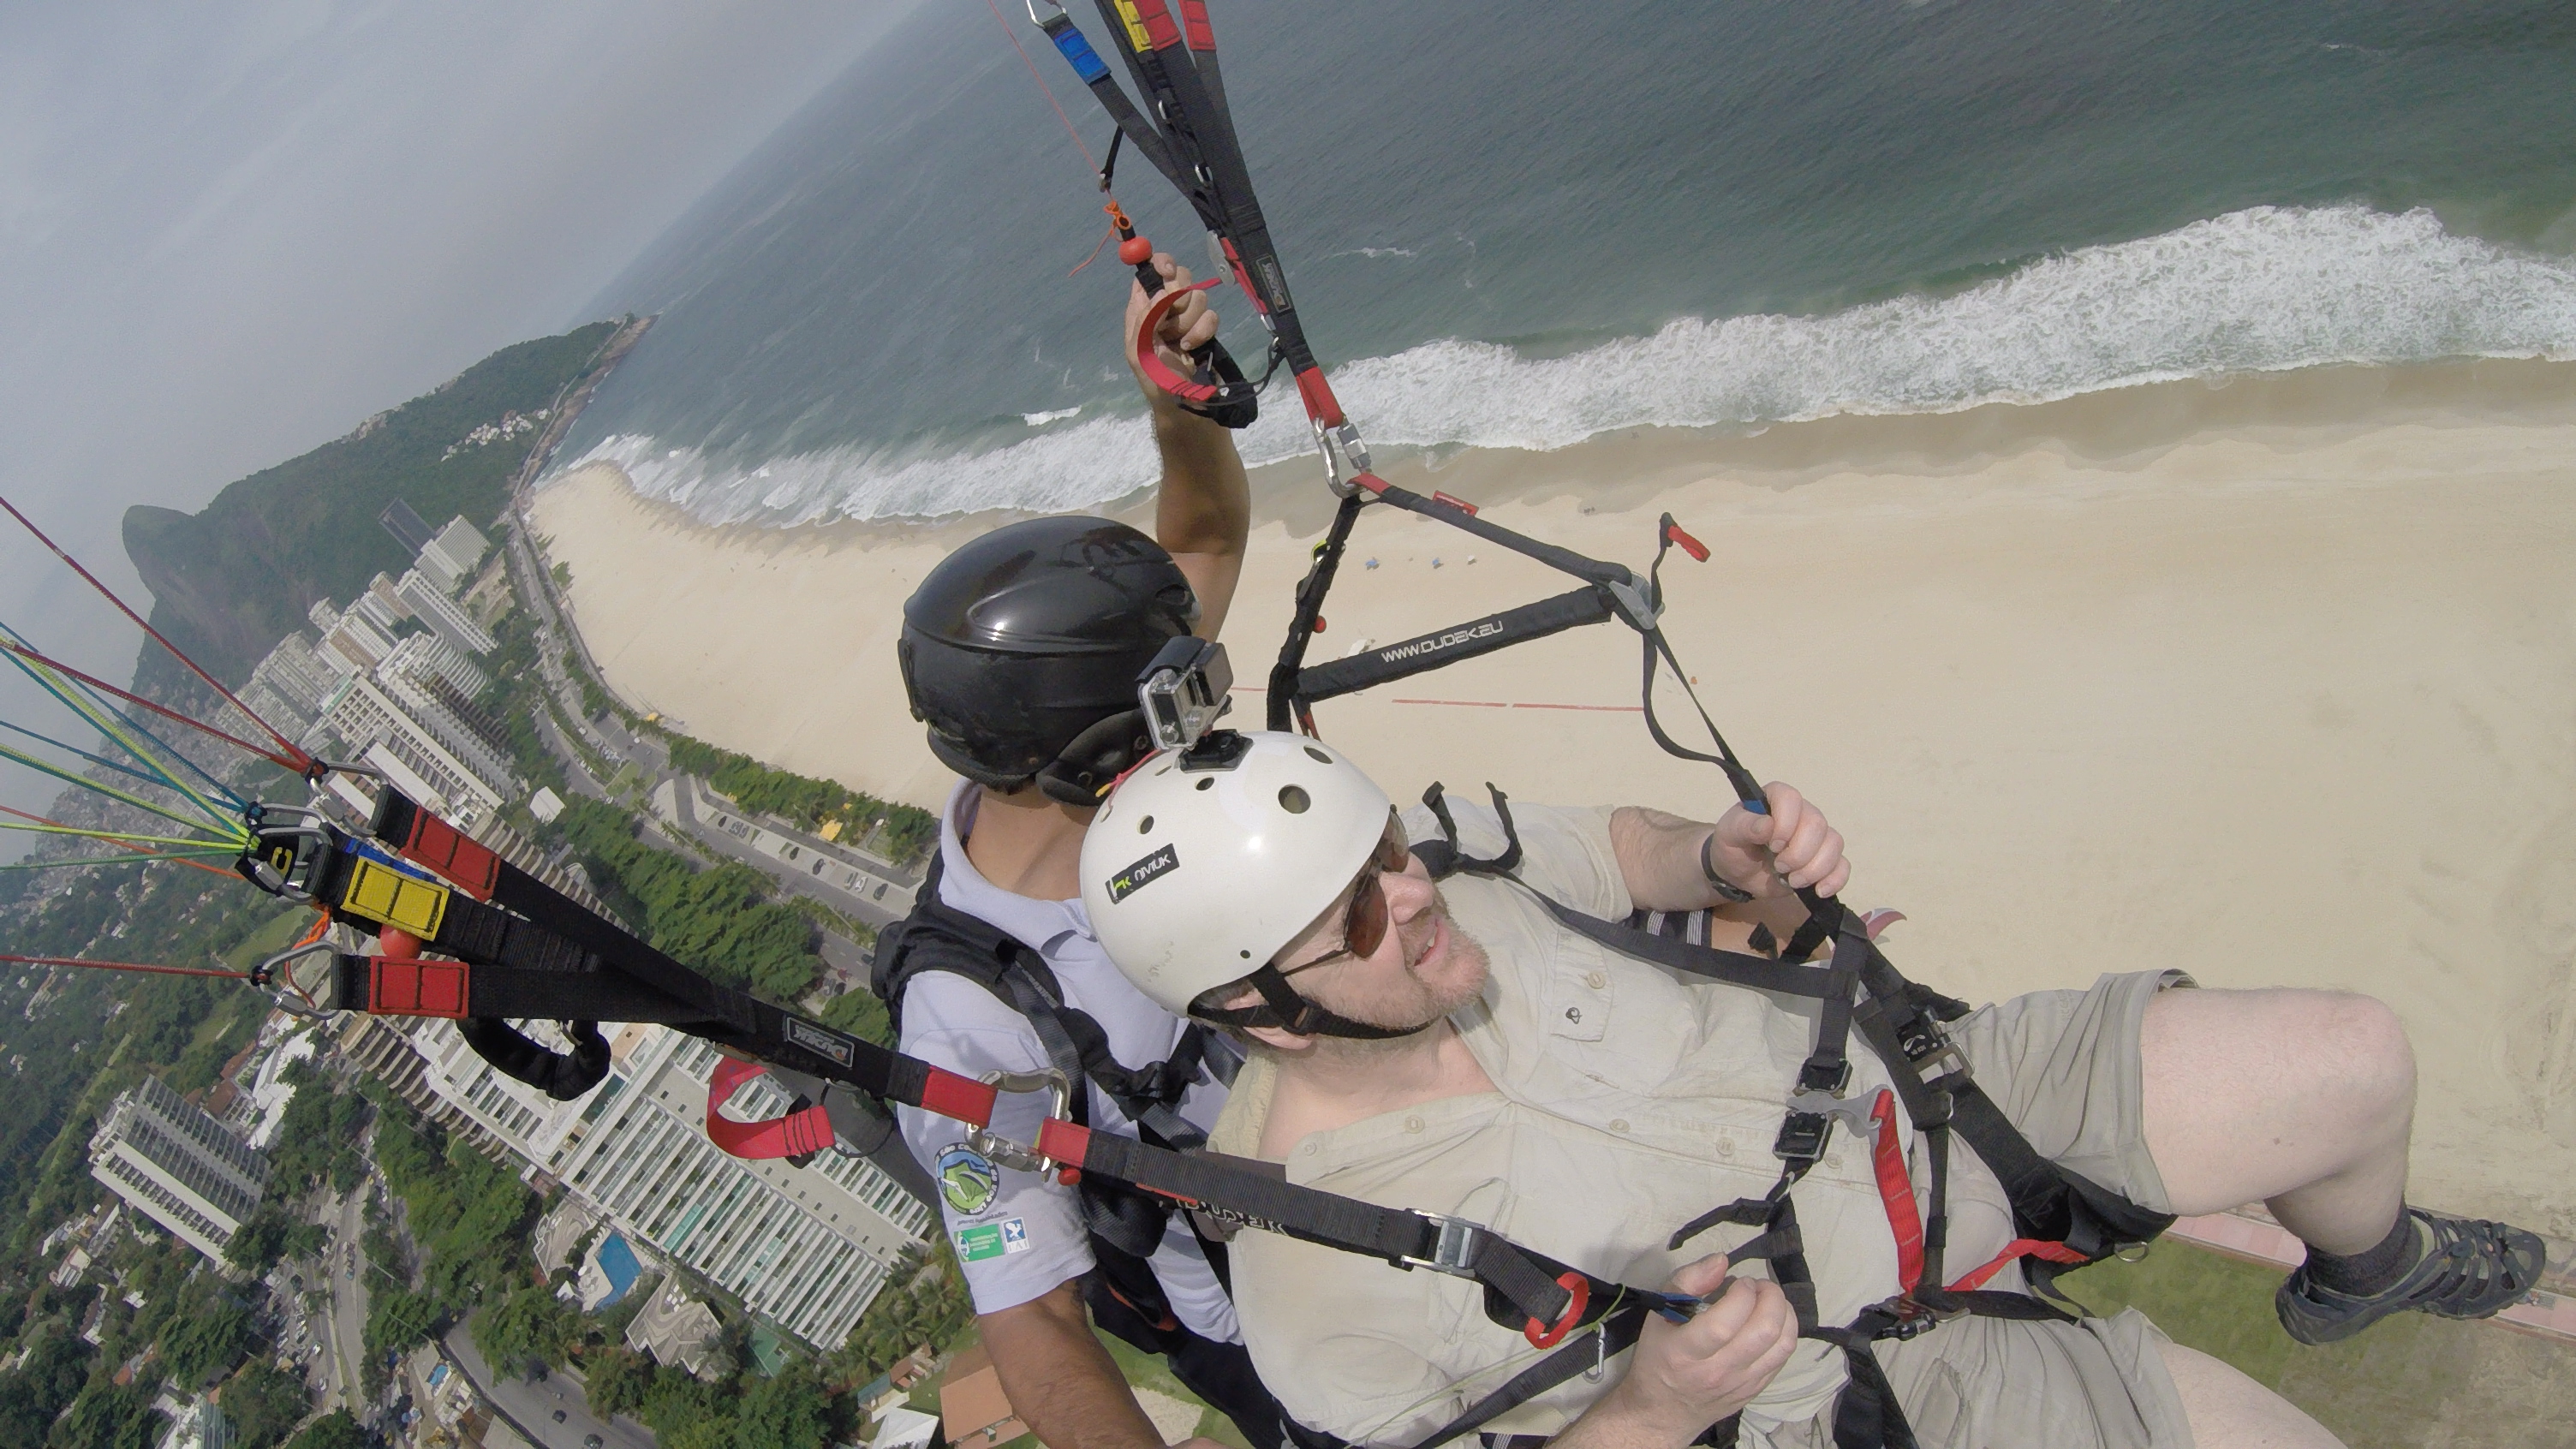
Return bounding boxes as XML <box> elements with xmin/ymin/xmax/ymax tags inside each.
<box><xmin>1876</xmin><ymin>1293</ymin><xmax>1965</xmax><ymax>1342</ymax></box>
<box><xmin>1775</xmin><ymin>1060</ymin><xmax>1854</xmax><ymax>1162</ymax></box>
<box><xmin>966</xmin><ymin>1069</ymin><xmax>1071</xmax><ymax>1174</ymax></box>
<box><xmin>1398</xmin><ymin>1213</ymin><xmax>1483</xmax><ymax>1276</ymax></box>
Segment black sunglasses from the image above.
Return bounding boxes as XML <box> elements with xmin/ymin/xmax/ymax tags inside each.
<box><xmin>1274</xmin><ymin>814</ymin><xmax>1413</xmax><ymax>977</ymax></box>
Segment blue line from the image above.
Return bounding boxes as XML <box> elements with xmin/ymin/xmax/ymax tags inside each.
<box><xmin>0</xmin><ymin>718</ymin><xmax>181</xmax><ymax>794</ymax></box>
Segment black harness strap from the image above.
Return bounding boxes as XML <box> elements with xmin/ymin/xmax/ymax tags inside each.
<box><xmin>1405</xmin><ymin>784</ymin><xmax>2175</xmax><ymax>1449</ymax></box>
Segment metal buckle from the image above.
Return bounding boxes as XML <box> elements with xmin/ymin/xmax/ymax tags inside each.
<box><xmin>253</xmin><ymin>940</ymin><xmax>342</xmax><ymax>1020</ymax></box>
<box><xmin>1604</xmin><ymin>569</ymin><xmax>1661</xmax><ymax>631</ymax></box>
<box><xmin>1025</xmin><ymin>0</ymin><xmax>1065</xmax><ymax>24</ymax></box>
<box><xmin>1314</xmin><ymin>417</ymin><xmax>1376</xmax><ymax>498</ymax></box>
<box><xmin>242</xmin><ymin>808</ymin><xmax>337</xmax><ymax>903</ymax></box>
<box><xmin>1397</xmin><ymin>1213</ymin><xmax>1483</xmax><ymax>1276</ymax></box>
<box><xmin>967</xmin><ymin>1069</ymin><xmax>1072</xmax><ymax>1174</ymax></box>
<box><xmin>1911</xmin><ymin>1039</ymin><xmax>1972</xmax><ymax>1087</ymax></box>
<box><xmin>1878</xmin><ymin>1293</ymin><xmax>1965</xmax><ymax>1341</ymax></box>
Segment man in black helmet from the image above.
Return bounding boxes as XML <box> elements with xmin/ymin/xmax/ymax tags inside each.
<box><xmin>876</xmin><ymin>255</ymin><xmax>1278</xmax><ymax>1449</ymax></box>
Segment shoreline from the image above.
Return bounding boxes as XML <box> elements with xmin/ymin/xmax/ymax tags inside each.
<box><xmin>531</xmin><ymin>359</ymin><xmax>2576</xmax><ymax>1232</ymax></box>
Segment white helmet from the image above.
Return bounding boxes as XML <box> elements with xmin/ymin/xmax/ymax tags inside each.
<box><xmin>1082</xmin><ymin>730</ymin><xmax>1393</xmax><ymax>1023</ymax></box>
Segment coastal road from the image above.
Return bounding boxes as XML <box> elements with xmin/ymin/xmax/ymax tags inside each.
<box><xmin>326</xmin><ymin>1189</ymin><xmax>371</xmax><ymax>1416</ymax></box>
<box><xmin>444</xmin><ymin>1325</ymin><xmax>657</xmax><ymax>1449</ymax></box>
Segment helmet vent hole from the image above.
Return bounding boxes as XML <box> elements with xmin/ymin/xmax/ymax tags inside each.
<box><xmin>1240</xmin><ymin>950</ymin><xmax>1251</xmax><ymax>959</ymax></box>
<box><xmin>1196</xmin><ymin>778</ymin><xmax>1214</xmax><ymax>791</ymax></box>
<box><xmin>1277</xmin><ymin>785</ymin><xmax>1310</xmax><ymax>814</ymax></box>
<box><xmin>1304</xmin><ymin>746</ymin><xmax>1332</xmax><ymax>764</ymax></box>
<box><xmin>1137</xmin><ymin>814</ymin><xmax>1154</xmax><ymax>834</ymax></box>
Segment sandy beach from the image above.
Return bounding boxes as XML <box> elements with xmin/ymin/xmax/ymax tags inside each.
<box><xmin>530</xmin><ymin>360</ymin><xmax>2576</xmax><ymax>1233</ymax></box>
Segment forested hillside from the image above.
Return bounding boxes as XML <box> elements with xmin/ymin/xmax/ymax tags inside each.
<box><xmin>122</xmin><ymin>321</ymin><xmax>621</xmax><ymax>692</ymax></box>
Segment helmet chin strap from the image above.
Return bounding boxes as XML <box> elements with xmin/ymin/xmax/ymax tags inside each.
<box><xmin>1195</xmin><ymin>963</ymin><xmax>1432</xmax><ymax>1041</ymax></box>
<box><xmin>1034</xmin><ymin>707</ymin><xmax>1156</xmax><ymax>807</ymax></box>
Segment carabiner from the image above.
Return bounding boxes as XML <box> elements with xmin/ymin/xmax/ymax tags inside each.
<box><xmin>253</xmin><ymin>940</ymin><xmax>342</xmax><ymax>1020</ymax></box>
<box><xmin>968</xmin><ymin>1068</ymin><xmax>1073</xmax><ymax>1173</ymax></box>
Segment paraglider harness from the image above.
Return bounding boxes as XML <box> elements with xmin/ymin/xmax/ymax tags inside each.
<box><xmin>868</xmin><ymin>846</ymin><xmax>1252</xmax><ymax>1359</ymax></box>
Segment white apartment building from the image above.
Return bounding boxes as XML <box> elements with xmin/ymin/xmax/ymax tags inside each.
<box><xmin>414</xmin><ymin>517</ymin><xmax>492</xmax><ymax>596</ymax></box>
<box><xmin>394</xmin><ymin>569</ymin><xmax>498</xmax><ymax>657</ymax></box>
<box><xmin>315</xmin><ymin>672</ymin><xmax>515</xmax><ymax>826</ymax></box>
<box><xmin>88</xmin><ymin>1076</ymin><xmax>270</xmax><ymax>1264</ymax></box>
<box><xmin>395</xmin><ymin>1019</ymin><xmax>930</xmax><ymax>1351</ymax></box>
<box><xmin>379</xmin><ymin>632</ymin><xmax>490</xmax><ymax>706</ymax></box>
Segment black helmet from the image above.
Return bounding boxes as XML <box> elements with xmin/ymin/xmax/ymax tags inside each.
<box><xmin>900</xmin><ymin>516</ymin><xmax>1200</xmax><ymax>804</ymax></box>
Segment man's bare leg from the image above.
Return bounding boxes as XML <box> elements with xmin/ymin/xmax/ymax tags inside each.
<box><xmin>2157</xmin><ymin>1343</ymin><xmax>2343</xmax><ymax>1449</ymax></box>
<box><xmin>2138</xmin><ymin>987</ymin><xmax>2414</xmax><ymax>1252</ymax></box>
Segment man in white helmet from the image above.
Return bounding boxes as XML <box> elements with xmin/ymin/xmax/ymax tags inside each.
<box><xmin>1078</xmin><ymin>731</ymin><xmax>2542</xmax><ymax>1449</ymax></box>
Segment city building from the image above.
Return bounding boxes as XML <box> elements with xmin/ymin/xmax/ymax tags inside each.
<box><xmin>313</xmin><ymin>672</ymin><xmax>515</xmax><ymax>827</ymax></box>
<box><xmin>245</xmin><ymin>631</ymin><xmax>343</xmax><ymax>720</ymax></box>
<box><xmin>88</xmin><ymin>1076</ymin><xmax>271</xmax><ymax>1264</ymax></box>
<box><xmin>414</xmin><ymin>516</ymin><xmax>492</xmax><ymax>595</ymax></box>
<box><xmin>394</xmin><ymin>568</ymin><xmax>498</xmax><ymax>656</ymax></box>
<box><xmin>355</xmin><ymin>1015</ymin><xmax>928</xmax><ymax>1351</ymax></box>
<box><xmin>380</xmin><ymin>498</ymin><xmax>435</xmax><ymax>556</ymax></box>
<box><xmin>379</xmin><ymin>631</ymin><xmax>488</xmax><ymax>703</ymax></box>
<box><xmin>308</xmin><ymin>599</ymin><xmax>398</xmax><ymax>677</ymax></box>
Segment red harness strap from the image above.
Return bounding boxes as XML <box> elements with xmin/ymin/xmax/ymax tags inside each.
<box><xmin>1866</xmin><ymin>1085</ymin><xmax>2086</xmax><ymax>1294</ymax></box>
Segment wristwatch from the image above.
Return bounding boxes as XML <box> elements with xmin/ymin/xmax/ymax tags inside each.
<box><xmin>1699</xmin><ymin>831</ymin><xmax>1756</xmax><ymax>903</ymax></box>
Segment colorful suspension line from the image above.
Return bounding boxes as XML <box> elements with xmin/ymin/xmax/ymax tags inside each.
<box><xmin>0</xmin><ymin>495</ymin><xmax>313</xmax><ymax>775</ymax></box>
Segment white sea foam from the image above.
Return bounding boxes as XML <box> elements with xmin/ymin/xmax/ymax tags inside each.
<box><xmin>557</xmin><ymin>206</ymin><xmax>2576</xmax><ymax>526</ymax></box>
<box><xmin>1023</xmin><ymin>406</ymin><xmax>1082</xmax><ymax>426</ymax></box>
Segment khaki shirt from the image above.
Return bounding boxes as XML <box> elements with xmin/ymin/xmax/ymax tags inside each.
<box><xmin>1210</xmin><ymin>799</ymin><xmax>2004</xmax><ymax>1446</ymax></box>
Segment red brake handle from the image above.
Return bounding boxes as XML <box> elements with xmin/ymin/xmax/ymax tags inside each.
<box><xmin>704</xmin><ymin>1055</ymin><xmax>835</xmax><ymax>1160</ymax></box>
<box><xmin>1524</xmin><ymin>1271</ymin><xmax>1592</xmax><ymax>1348</ymax></box>
<box><xmin>1132</xmin><ymin>277</ymin><xmax>1225</xmax><ymax>404</ymax></box>
<box><xmin>1664</xmin><ymin>518</ymin><xmax>1710</xmax><ymax>563</ymax></box>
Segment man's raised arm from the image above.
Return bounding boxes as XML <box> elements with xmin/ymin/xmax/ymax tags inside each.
<box><xmin>1127</xmin><ymin>253</ymin><xmax>1252</xmax><ymax>639</ymax></box>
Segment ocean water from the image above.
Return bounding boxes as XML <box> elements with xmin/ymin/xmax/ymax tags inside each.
<box><xmin>560</xmin><ymin>0</ymin><xmax>2576</xmax><ymax>525</ymax></box>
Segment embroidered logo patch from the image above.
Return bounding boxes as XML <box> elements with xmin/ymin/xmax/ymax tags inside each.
<box><xmin>1106</xmin><ymin>843</ymin><xmax>1179</xmax><ymax>903</ymax></box>
<box><xmin>936</xmin><ymin>1143</ymin><xmax>1000</xmax><ymax>1215</ymax></box>
<box><xmin>955</xmin><ymin>1217</ymin><xmax>1031</xmax><ymax>1262</ymax></box>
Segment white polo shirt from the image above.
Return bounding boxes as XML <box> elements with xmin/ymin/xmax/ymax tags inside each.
<box><xmin>894</xmin><ymin>780</ymin><xmax>1240</xmax><ymax>1340</ymax></box>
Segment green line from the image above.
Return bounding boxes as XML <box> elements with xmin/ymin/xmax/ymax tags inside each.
<box><xmin>0</xmin><ymin>849</ymin><xmax>238</xmax><ymax>873</ymax></box>
<box><xmin>0</xmin><ymin>741</ymin><xmax>244</xmax><ymax>837</ymax></box>
<box><xmin>0</xmin><ymin>820</ymin><xmax>244</xmax><ymax>849</ymax></box>
<box><xmin>3</xmin><ymin>637</ymin><xmax>237</xmax><ymax>826</ymax></box>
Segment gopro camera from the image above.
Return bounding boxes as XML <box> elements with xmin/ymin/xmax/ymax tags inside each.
<box><xmin>1138</xmin><ymin>637</ymin><xmax>1233</xmax><ymax>753</ymax></box>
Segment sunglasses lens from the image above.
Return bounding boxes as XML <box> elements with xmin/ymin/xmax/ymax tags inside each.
<box><xmin>1345</xmin><ymin>874</ymin><xmax>1388</xmax><ymax>958</ymax></box>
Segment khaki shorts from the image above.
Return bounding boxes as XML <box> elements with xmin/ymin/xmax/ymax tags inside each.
<box><xmin>1770</xmin><ymin>969</ymin><xmax>2200</xmax><ymax>1449</ymax></box>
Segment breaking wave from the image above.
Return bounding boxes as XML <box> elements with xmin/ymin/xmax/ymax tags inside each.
<box><xmin>555</xmin><ymin>206</ymin><xmax>2576</xmax><ymax>526</ymax></box>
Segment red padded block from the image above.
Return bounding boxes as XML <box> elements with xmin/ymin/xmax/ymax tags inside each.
<box><xmin>399</xmin><ymin>809</ymin><xmax>498</xmax><ymax>899</ymax></box>
<box><xmin>920</xmin><ymin>1069</ymin><xmax>999</xmax><ymax>1130</ymax></box>
<box><xmin>1178</xmin><ymin>0</ymin><xmax>1213</xmax><ymax>51</ymax></box>
<box><xmin>1131</xmin><ymin>0</ymin><xmax>1182</xmax><ymax>51</ymax></box>
<box><xmin>372</xmin><ymin>958</ymin><xmax>468</xmax><ymax>1018</ymax></box>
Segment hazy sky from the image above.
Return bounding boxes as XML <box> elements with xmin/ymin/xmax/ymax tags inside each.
<box><xmin>0</xmin><ymin>0</ymin><xmax>920</xmax><ymax>832</ymax></box>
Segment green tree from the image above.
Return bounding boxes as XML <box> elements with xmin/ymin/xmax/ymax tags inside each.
<box><xmin>580</xmin><ymin>1347</ymin><xmax>650</xmax><ymax>1419</ymax></box>
<box><xmin>278</xmin><ymin>1411</ymin><xmax>364</xmax><ymax>1449</ymax></box>
<box><xmin>472</xmin><ymin>1284</ymin><xmax>577</xmax><ymax>1374</ymax></box>
<box><xmin>44</xmin><ymin>1383</ymin><xmax>158</xmax><ymax>1449</ymax></box>
<box><xmin>0</xmin><ymin>1330</ymin><xmax>92</xmax><ymax>1449</ymax></box>
<box><xmin>157</xmin><ymin>1298</ymin><xmax>253</xmax><ymax>1389</ymax></box>
<box><xmin>216</xmin><ymin>1361</ymin><xmax>313</xmax><ymax>1449</ymax></box>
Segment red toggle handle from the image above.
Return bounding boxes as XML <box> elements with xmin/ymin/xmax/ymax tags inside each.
<box><xmin>704</xmin><ymin>1055</ymin><xmax>836</xmax><ymax>1160</ymax></box>
<box><xmin>1132</xmin><ymin>277</ymin><xmax>1226</xmax><ymax>405</ymax></box>
<box><xmin>1665</xmin><ymin>519</ymin><xmax>1710</xmax><ymax>563</ymax></box>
